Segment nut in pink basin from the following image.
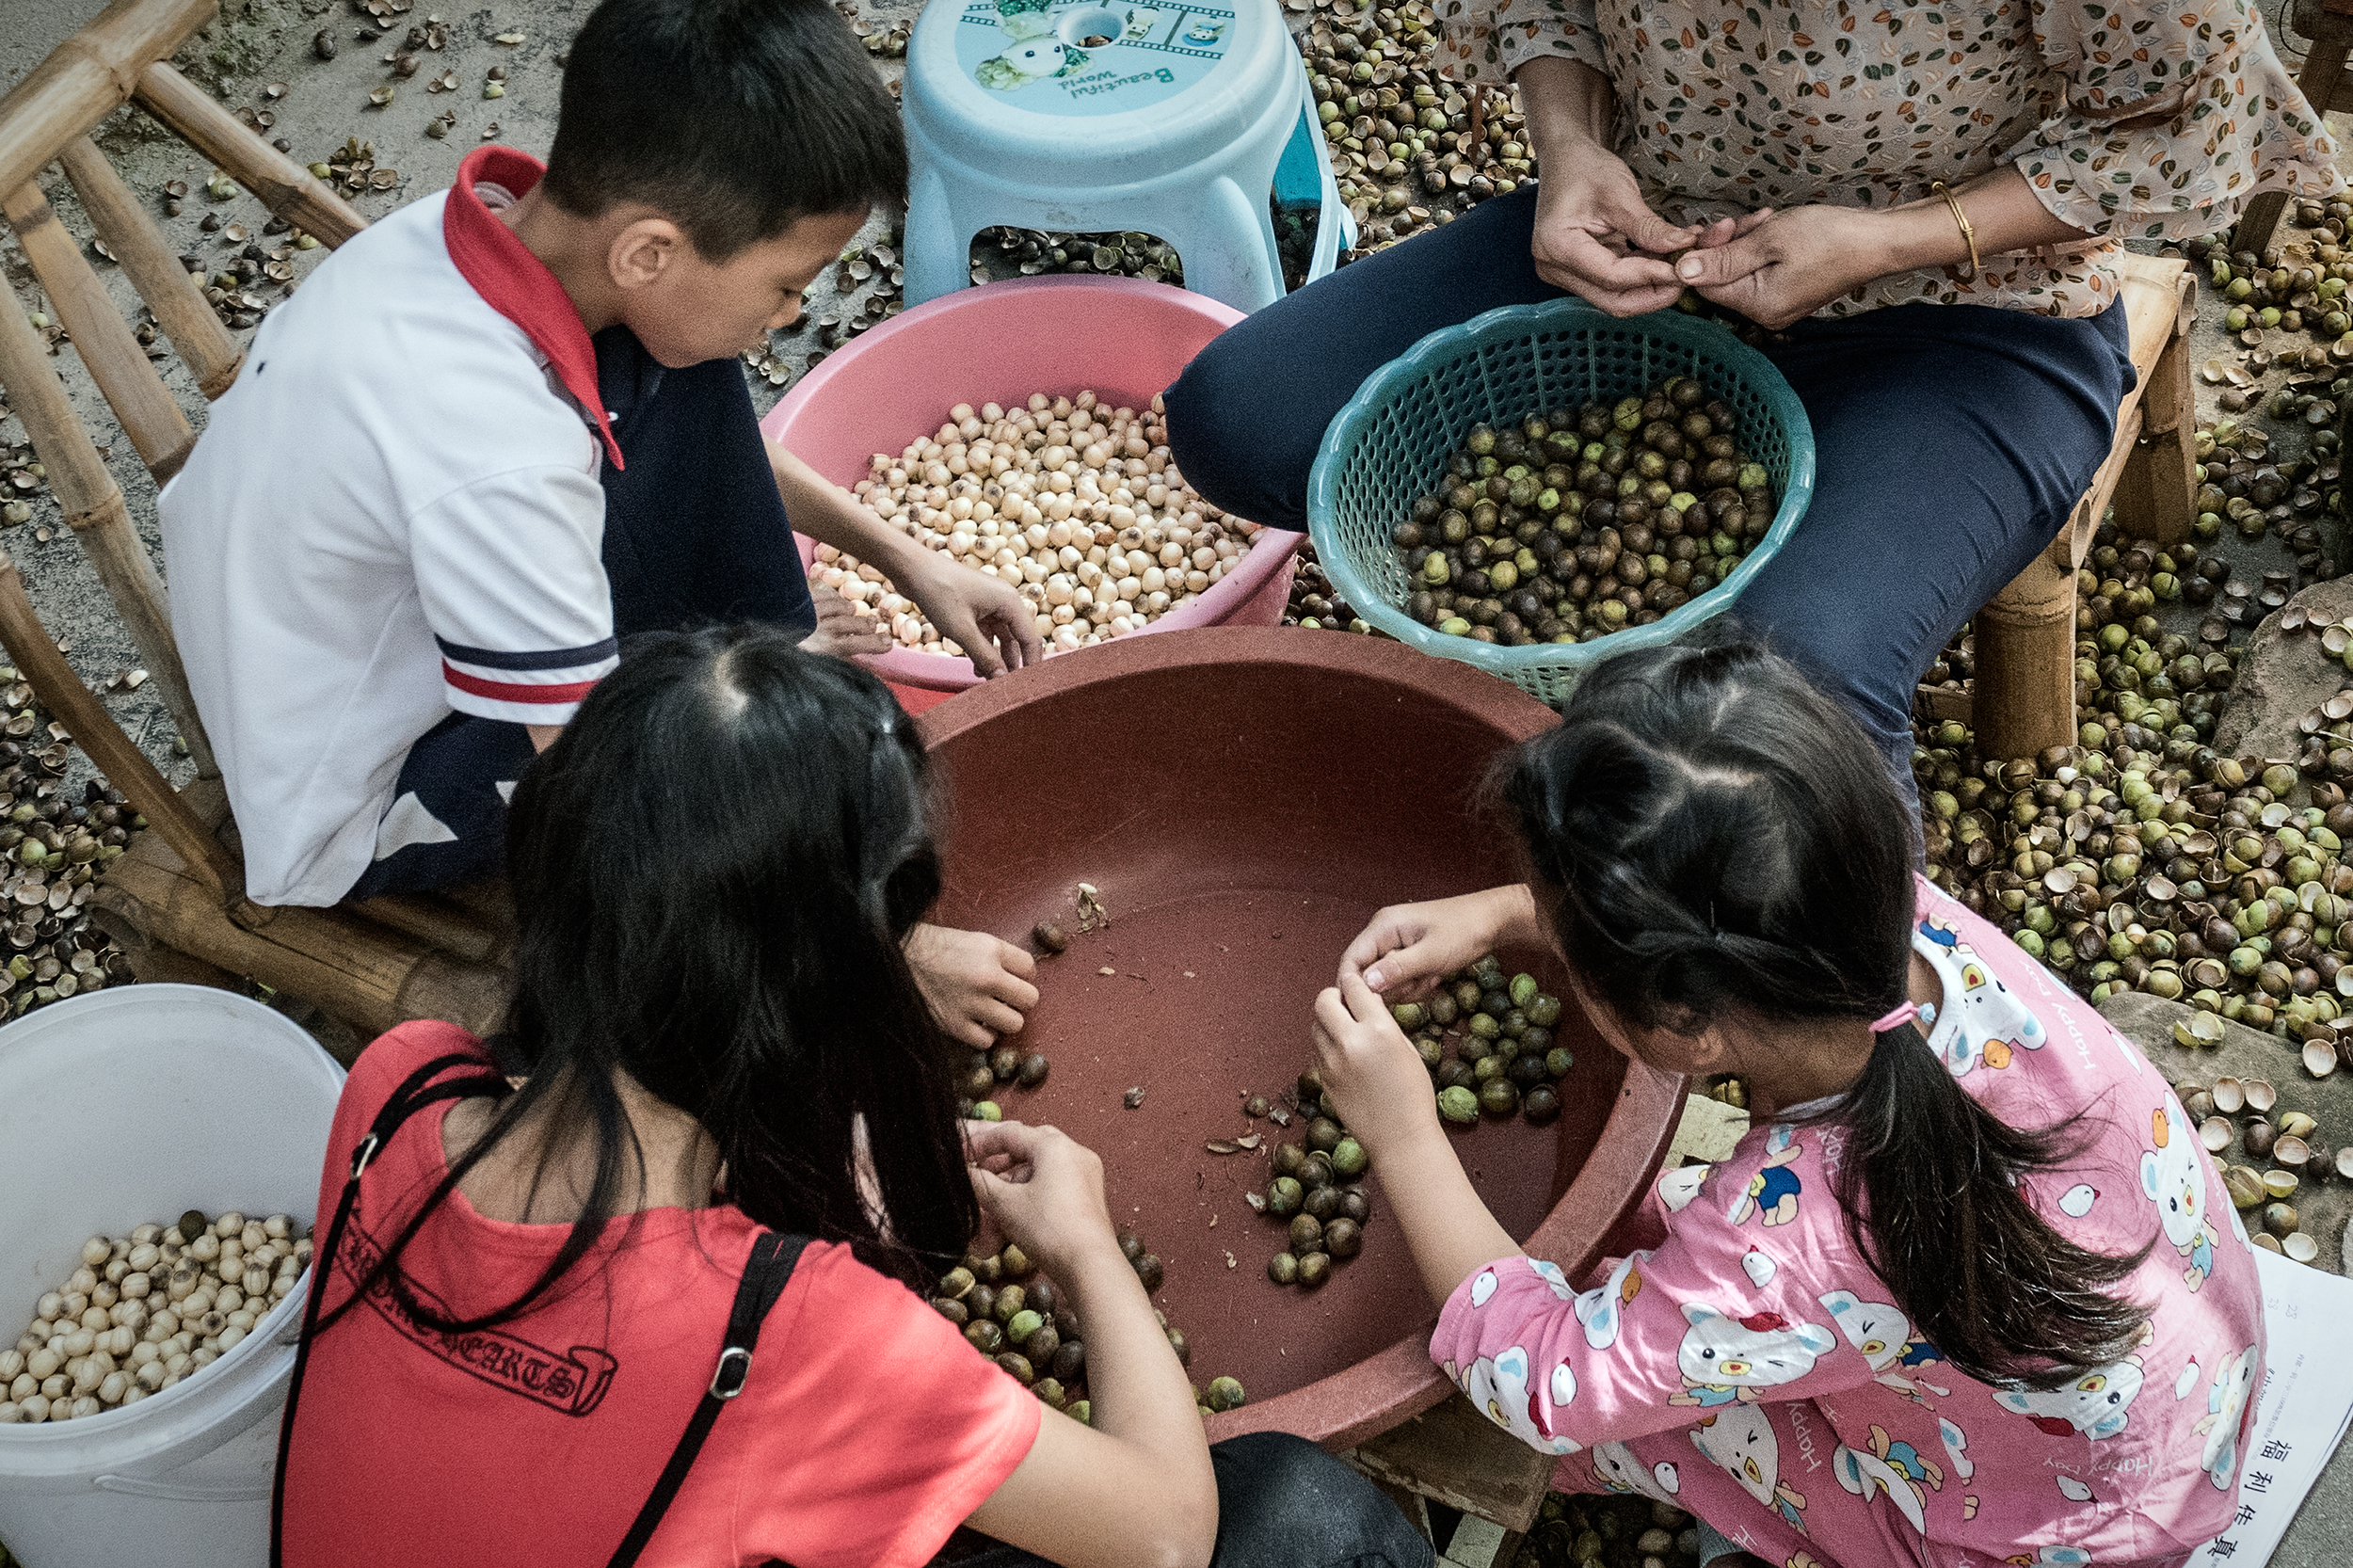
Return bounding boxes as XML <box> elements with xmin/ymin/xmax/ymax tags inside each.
<box><xmin>916</xmin><ymin>628</ymin><xmax>1683</xmax><ymax>1448</ymax></box>
<box><xmin>760</xmin><ymin>276</ymin><xmax>1304</xmax><ymax>692</ymax></box>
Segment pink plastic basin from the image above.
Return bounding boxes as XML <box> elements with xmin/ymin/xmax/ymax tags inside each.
<box><xmin>760</xmin><ymin>276</ymin><xmax>1304</xmax><ymax>693</ymax></box>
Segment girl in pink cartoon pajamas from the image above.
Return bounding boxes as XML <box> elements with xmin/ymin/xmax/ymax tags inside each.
<box><xmin>1310</xmin><ymin>645</ymin><xmax>2265</xmax><ymax>1568</ymax></box>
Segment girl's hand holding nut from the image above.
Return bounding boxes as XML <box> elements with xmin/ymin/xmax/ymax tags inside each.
<box><xmin>965</xmin><ymin>1119</ymin><xmax>1119</xmax><ymax>1281</ymax></box>
<box><xmin>1339</xmin><ymin>885</ymin><xmax>1541</xmax><ymax>1000</ymax></box>
<box><xmin>1311</xmin><ymin>970</ymin><xmax>1442</xmax><ymax>1163</ymax></box>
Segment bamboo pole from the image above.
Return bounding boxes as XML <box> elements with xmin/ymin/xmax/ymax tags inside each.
<box><xmin>0</xmin><ymin>0</ymin><xmax>216</xmax><ymax>207</ymax></box>
<box><xmin>0</xmin><ymin>265</ymin><xmax>219</xmax><ymax>779</ymax></box>
<box><xmin>3</xmin><ymin>180</ymin><xmax>196</xmax><ymax>480</ymax></box>
<box><xmin>132</xmin><ymin>64</ymin><xmax>366</xmax><ymax>248</ymax></box>
<box><xmin>347</xmin><ymin>890</ymin><xmax>509</xmax><ymax>965</ymax></box>
<box><xmin>90</xmin><ymin>837</ymin><xmax>510</xmax><ymax>1036</ymax></box>
<box><xmin>57</xmin><ymin>136</ymin><xmax>242</xmax><ymax>400</ymax></box>
<box><xmin>0</xmin><ymin>547</ymin><xmax>235</xmax><ymax>902</ymax></box>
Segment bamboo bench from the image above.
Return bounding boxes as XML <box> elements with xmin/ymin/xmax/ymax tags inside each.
<box><xmin>0</xmin><ymin>0</ymin><xmax>508</xmax><ymax>1038</ymax></box>
<box><xmin>1914</xmin><ymin>250</ymin><xmax>2196</xmax><ymax>760</ymax></box>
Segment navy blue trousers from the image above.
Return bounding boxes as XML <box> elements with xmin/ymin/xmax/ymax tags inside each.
<box><xmin>347</xmin><ymin>329</ymin><xmax>815</xmax><ymax>901</ymax></box>
<box><xmin>1162</xmin><ymin>187</ymin><xmax>2136</xmax><ymax>808</ymax></box>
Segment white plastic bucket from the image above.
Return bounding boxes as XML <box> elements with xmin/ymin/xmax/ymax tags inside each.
<box><xmin>0</xmin><ymin>984</ymin><xmax>345</xmax><ymax>1568</ymax></box>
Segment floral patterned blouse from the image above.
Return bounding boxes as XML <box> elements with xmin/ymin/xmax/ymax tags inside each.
<box><xmin>1435</xmin><ymin>0</ymin><xmax>2341</xmax><ymax>317</ymax></box>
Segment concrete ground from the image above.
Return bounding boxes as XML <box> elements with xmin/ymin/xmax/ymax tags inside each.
<box><xmin>3</xmin><ymin>1</ymin><xmax>2352</xmax><ymax>1563</ymax></box>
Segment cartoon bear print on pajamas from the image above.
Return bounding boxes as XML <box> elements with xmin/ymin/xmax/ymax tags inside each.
<box><xmin>1574</xmin><ymin>1252</ymin><xmax>1648</xmax><ymax>1351</ymax></box>
<box><xmin>1590</xmin><ymin>1440</ymin><xmax>1680</xmax><ymax>1504</ymax></box>
<box><xmin>1992</xmin><ymin>1356</ymin><xmax>2144</xmax><ymax>1440</ymax></box>
<box><xmin>1817</xmin><ymin>1290</ymin><xmax>1951</xmax><ymax>1402</ymax></box>
<box><xmin>1938</xmin><ymin>1416</ymin><xmax>1975</xmax><ymax>1481</ymax></box>
<box><xmin>1671</xmin><ymin>1303</ymin><xmax>1835</xmax><ymax>1406</ymax></box>
<box><xmin>1725</xmin><ymin>1126</ymin><xmax>1805</xmax><ymax>1227</ymax></box>
<box><xmin>1831</xmin><ymin>1423</ymin><xmax>1945</xmax><ymax>1534</ymax></box>
<box><xmin>2139</xmin><ymin>1100</ymin><xmax>2218</xmax><ymax>1292</ymax></box>
<box><xmin>1690</xmin><ymin>1402</ymin><xmax>1808</xmax><ymax>1535</ymax></box>
<box><xmin>2002</xmin><ymin>1549</ymin><xmax>2092</xmax><ymax>1566</ymax></box>
<box><xmin>2193</xmin><ymin>1344</ymin><xmax>2258</xmax><ymax>1492</ymax></box>
<box><xmin>1657</xmin><ymin>1163</ymin><xmax>1709</xmax><ymax>1213</ymax></box>
<box><xmin>1461</xmin><ymin>1345</ymin><xmax>1581</xmax><ymax>1454</ymax></box>
<box><xmin>1918</xmin><ymin>915</ymin><xmax>2045</xmax><ymax>1076</ymax></box>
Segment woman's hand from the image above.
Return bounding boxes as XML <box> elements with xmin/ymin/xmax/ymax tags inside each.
<box><xmin>1312</xmin><ymin>969</ymin><xmax>1444</xmax><ymax>1164</ymax></box>
<box><xmin>1339</xmin><ymin>885</ymin><xmax>1543</xmax><ymax>1000</ymax></box>
<box><xmin>797</xmin><ymin>583</ymin><xmax>893</xmax><ymax>660</ymax></box>
<box><xmin>897</xmin><ymin>552</ymin><xmax>1045</xmax><ymax>678</ymax></box>
<box><xmin>1670</xmin><ymin>203</ymin><xmax>1909</xmax><ymax>329</ymax></box>
<box><xmin>1531</xmin><ymin>151</ymin><xmax>1704</xmax><ymax>316</ymax></box>
<box><xmin>906</xmin><ymin>923</ymin><xmax>1039</xmax><ymax>1048</ymax></box>
<box><xmin>965</xmin><ymin>1118</ymin><xmax>1120</xmax><ymax>1281</ymax></box>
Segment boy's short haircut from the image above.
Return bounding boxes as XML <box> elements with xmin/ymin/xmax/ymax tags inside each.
<box><xmin>542</xmin><ymin>0</ymin><xmax>906</xmax><ymax>261</ymax></box>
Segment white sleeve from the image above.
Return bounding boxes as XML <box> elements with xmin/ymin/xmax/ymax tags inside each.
<box><xmin>408</xmin><ymin>464</ymin><xmax>618</xmax><ymax>727</ymax></box>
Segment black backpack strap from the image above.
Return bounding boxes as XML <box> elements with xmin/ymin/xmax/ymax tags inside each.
<box><xmin>271</xmin><ymin>1053</ymin><xmax>510</xmax><ymax>1568</ymax></box>
<box><xmin>608</xmin><ymin>1230</ymin><xmax>810</xmax><ymax>1568</ymax></box>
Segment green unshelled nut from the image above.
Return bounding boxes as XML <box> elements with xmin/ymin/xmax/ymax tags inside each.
<box><xmin>1437</xmin><ymin>1085</ymin><xmax>1480</xmax><ymax>1124</ymax></box>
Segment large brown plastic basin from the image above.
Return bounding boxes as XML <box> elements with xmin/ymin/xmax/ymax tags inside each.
<box><xmin>918</xmin><ymin>628</ymin><xmax>1683</xmax><ymax>1448</ymax></box>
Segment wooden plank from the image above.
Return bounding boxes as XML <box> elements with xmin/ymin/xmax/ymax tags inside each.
<box><xmin>3</xmin><ymin>178</ymin><xmax>195</xmax><ymax>479</ymax></box>
<box><xmin>132</xmin><ymin>64</ymin><xmax>366</xmax><ymax>248</ymax></box>
<box><xmin>0</xmin><ymin>0</ymin><xmax>216</xmax><ymax>205</ymax></box>
<box><xmin>1914</xmin><ymin>682</ymin><xmax>1974</xmax><ymax>726</ymax></box>
<box><xmin>1442</xmin><ymin>1514</ymin><xmax>1519</xmax><ymax>1568</ymax></box>
<box><xmin>1346</xmin><ymin>1392</ymin><xmax>1554</xmax><ymax>1533</ymax></box>
<box><xmin>57</xmin><ymin>136</ymin><xmax>243</xmax><ymax>400</ymax></box>
<box><xmin>0</xmin><ymin>243</ymin><xmax>218</xmax><ymax>778</ymax></box>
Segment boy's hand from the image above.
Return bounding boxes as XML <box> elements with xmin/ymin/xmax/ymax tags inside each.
<box><xmin>965</xmin><ymin>1118</ymin><xmax>1122</xmax><ymax>1280</ymax></box>
<box><xmin>798</xmin><ymin>583</ymin><xmax>894</xmax><ymax>660</ymax></box>
<box><xmin>1311</xmin><ymin>969</ymin><xmax>1443</xmax><ymax>1163</ymax></box>
<box><xmin>901</xmin><ymin>555</ymin><xmax>1045</xmax><ymax>679</ymax></box>
<box><xmin>908</xmin><ymin>922</ymin><xmax>1039</xmax><ymax>1048</ymax></box>
<box><xmin>1339</xmin><ymin>886</ymin><xmax>1542</xmax><ymax>1000</ymax></box>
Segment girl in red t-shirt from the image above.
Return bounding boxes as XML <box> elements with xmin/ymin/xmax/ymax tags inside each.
<box><xmin>277</xmin><ymin>624</ymin><xmax>1430</xmax><ymax>1568</ymax></box>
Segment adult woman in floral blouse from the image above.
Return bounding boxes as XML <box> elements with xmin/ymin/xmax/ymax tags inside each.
<box><xmin>1166</xmin><ymin>0</ymin><xmax>2336</xmax><ymax>808</ymax></box>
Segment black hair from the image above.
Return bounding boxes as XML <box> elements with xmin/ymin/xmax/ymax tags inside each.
<box><xmin>1504</xmin><ymin>641</ymin><xmax>2151</xmax><ymax>1387</ymax></box>
<box><xmin>541</xmin><ymin>0</ymin><xmax>907</xmax><ymax>261</ymax></box>
<box><xmin>319</xmin><ymin>625</ymin><xmax>974</xmax><ymax>1337</ymax></box>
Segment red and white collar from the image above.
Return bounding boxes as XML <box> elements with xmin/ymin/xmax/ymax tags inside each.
<box><xmin>442</xmin><ymin>146</ymin><xmax>624</xmax><ymax>470</ymax></box>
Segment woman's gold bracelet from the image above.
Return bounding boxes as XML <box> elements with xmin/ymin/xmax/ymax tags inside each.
<box><xmin>1929</xmin><ymin>180</ymin><xmax>1981</xmax><ymax>281</ymax></box>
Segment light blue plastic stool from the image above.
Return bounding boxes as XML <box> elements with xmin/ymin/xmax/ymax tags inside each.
<box><xmin>903</xmin><ymin>0</ymin><xmax>1352</xmax><ymax>312</ymax></box>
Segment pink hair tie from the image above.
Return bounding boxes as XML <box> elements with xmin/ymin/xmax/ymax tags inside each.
<box><xmin>1869</xmin><ymin>1001</ymin><xmax>1919</xmax><ymax>1034</ymax></box>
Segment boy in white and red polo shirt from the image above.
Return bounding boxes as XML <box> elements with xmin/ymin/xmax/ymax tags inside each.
<box><xmin>163</xmin><ymin>0</ymin><xmax>1042</xmax><ymax>1043</ymax></box>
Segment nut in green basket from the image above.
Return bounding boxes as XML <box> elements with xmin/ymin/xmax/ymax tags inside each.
<box><xmin>1384</xmin><ymin>378</ymin><xmax>1774</xmax><ymax>649</ymax></box>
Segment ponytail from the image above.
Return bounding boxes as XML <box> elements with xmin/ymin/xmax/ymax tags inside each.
<box><xmin>1824</xmin><ymin>1022</ymin><xmax>2150</xmax><ymax>1387</ymax></box>
<box><xmin>1508</xmin><ymin>641</ymin><xmax>2151</xmax><ymax>1389</ymax></box>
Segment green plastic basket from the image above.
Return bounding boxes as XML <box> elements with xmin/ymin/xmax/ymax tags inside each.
<box><xmin>1306</xmin><ymin>299</ymin><xmax>1817</xmax><ymax>704</ymax></box>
